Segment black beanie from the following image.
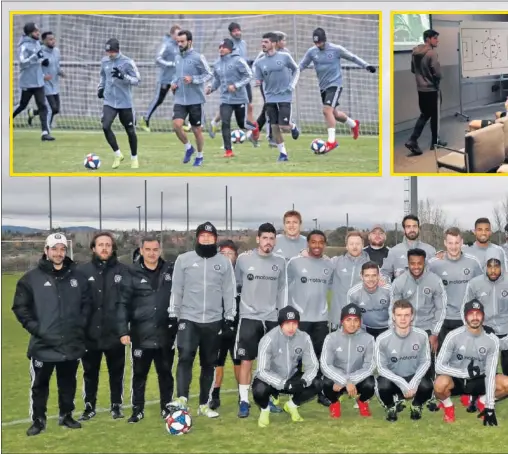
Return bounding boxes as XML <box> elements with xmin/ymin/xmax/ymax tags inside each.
<box><xmin>313</xmin><ymin>28</ymin><xmax>327</xmax><ymax>43</ymax></box>
<box><xmin>196</xmin><ymin>221</ymin><xmax>218</xmax><ymax>238</ymax></box>
<box><xmin>105</xmin><ymin>38</ymin><xmax>120</xmax><ymax>52</ymax></box>
<box><xmin>340</xmin><ymin>303</ymin><xmax>362</xmax><ymax>323</ymax></box>
<box><xmin>278</xmin><ymin>306</ymin><xmax>300</xmax><ymax>326</ymax></box>
<box><xmin>23</xmin><ymin>22</ymin><xmax>38</xmax><ymax>36</ymax></box>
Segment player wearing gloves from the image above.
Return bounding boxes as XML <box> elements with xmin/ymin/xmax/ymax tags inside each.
<box><xmin>252</xmin><ymin>306</ymin><xmax>319</xmax><ymax>427</ymax></box>
<box><xmin>97</xmin><ymin>38</ymin><xmax>141</xmax><ymax>169</ymax></box>
<box><xmin>434</xmin><ymin>300</ymin><xmax>508</xmax><ymax>426</ymax></box>
<box><xmin>321</xmin><ymin>303</ymin><xmax>376</xmax><ymax>418</ymax></box>
<box><xmin>169</xmin><ymin>222</ymin><xmax>236</xmax><ymax>418</ymax></box>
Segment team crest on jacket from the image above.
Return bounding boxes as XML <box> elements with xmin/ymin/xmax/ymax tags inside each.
<box><xmin>502</xmin><ymin>290</ymin><xmax>508</xmax><ymax>298</ymax></box>
<box><xmin>214</xmin><ymin>264</ymin><xmax>221</xmax><ymax>271</ymax></box>
<box><xmin>276</xmin><ymin>60</ymin><xmax>283</xmax><ymax>66</ymax></box>
<box><xmin>114</xmin><ymin>274</ymin><xmax>122</xmax><ymax>283</ymax></box>
<box><xmin>479</xmin><ymin>347</ymin><xmax>487</xmax><ymax>355</ymax></box>
<box><xmin>327</xmin><ymin>53</ymin><xmax>333</xmax><ymax>59</ymax></box>
<box><xmin>163</xmin><ymin>273</ymin><xmax>172</xmax><ymax>281</ymax></box>
<box><xmin>412</xmin><ymin>344</ymin><xmax>420</xmax><ymax>351</ymax></box>
<box><xmin>380</xmin><ymin>299</ymin><xmax>388</xmax><ymax>305</ymax></box>
<box><xmin>133</xmin><ymin>349</ymin><xmax>142</xmax><ymax>358</ymax></box>
<box><xmin>323</xmin><ymin>268</ymin><xmax>330</xmax><ymax>275</ymax></box>
<box><xmin>70</xmin><ymin>279</ymin><xmax>78</xmax><ymax>287</ymax></box>
<box><xmin>34</xmin><ymin>360</ymin><xmax>43</xmax><ymax>368</ymax></box>
<box><xmin>423</xmin><ymin>287</ymin><xmax>431</xmax><ymax>295</ymax></box>
<box><xmin>463</xmin><ymin>268</ymin><xmax>470</xmax><ymax>275</ymax></box>
<box><xmin>272</xmin><ymin>265</ymin><xmax>279</xmax><ymax>272</ymax></box>
<box><xmin>228</xmin><ymin>64</ymin><xmax>233</xmax><ymax>70</ymax></box>
<box><xmin>295</xmin><ymin>347</ymin><xmax>303</xmax><ymax>355</ymax></box>
<box><xmin>357</xmin><ymin>345</ymin><xmax>365</xmax><ymax>353</ymax></box>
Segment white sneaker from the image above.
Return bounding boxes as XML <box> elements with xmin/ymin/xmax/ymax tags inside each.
<box><xmin>169</xmin><ymin>397</ymin><xmax>188</xmax><ymax>411</ymax></box>
<box><xmin>353</xmin><ymin>401</ymin><xmax>359</xmax><ymax>409</ymax></box>
<box><xmin>198</xmin><ymin>405</ymin><xmax>219</xmax><ymax>418</ymax></box>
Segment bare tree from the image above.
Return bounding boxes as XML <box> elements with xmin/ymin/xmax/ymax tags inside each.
<box><xmin>492</xmin><ymin>194</ymin><xmax>508</xmax><ymax>244</ymax></box>
<box><xmin>418</xmin><ymin>198</ymin><xmax>449</xmax><ymax>248</ymax></box>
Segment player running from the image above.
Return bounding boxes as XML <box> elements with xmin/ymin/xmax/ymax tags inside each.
<box><xmin>274</xmin><ymin>210</ymin><xmax>308</xmax><ymax>260</ymax></box>
<box><xmin>97</xmin><ymin>38</ymin><xmax>141</xmax><ymax>169</ymax></box>
<box><xmin>171</xmin><ymin>30</ymin><xmax>213</xmax><ymax>167</ymax></box>
<box><xmin>299</xmin><ymin>28</ymin><xmax>376</xmax><ymax>153</ymax></box>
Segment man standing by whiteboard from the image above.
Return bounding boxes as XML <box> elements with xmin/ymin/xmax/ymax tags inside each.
<box><xmin>404</xmin><ymin>29</ymin><xmax>447</xmax><ymax>156</ymax></box>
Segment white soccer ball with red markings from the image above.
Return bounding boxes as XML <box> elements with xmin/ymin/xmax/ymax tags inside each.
<box><xmin>84</xmin><ymin>153</ymin><xmax>101</xmax><ymax>170</ymax></box>
<box><xmin>231</xmin><ymin>129</ymin><xmax>246</xmax><ymax>144</ymax></box>
<box><xmin>165</xmin><ymin>409</ymin><xmax>192</xmax><ymax>435</ymax></box>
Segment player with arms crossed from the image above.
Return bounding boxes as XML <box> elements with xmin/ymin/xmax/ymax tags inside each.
<box><xmin>98</xmin><ymin>38</ymin><xmax>140</xmax><ymax>169</ymax></box>
<box><xmin>254</xmin><ymin>32</ymin><xmax>300</xmax><ymax>162</ymax></box>
<box><xmin>299</xmin><ymin>28</ymin><xmax>376</xmax><ymax>153</ymax></box>
<box><xmin>434</xmin><ymin>300</ymin><xmax>508</xmax><ymax>426</ymax></box>
<box><xmin>171</xmin><ymin>30</ymin><xmax>213</xmax><ymax>167</ymax></box>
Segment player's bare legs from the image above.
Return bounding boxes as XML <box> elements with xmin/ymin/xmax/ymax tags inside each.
<box><xmin>173</xmin><ymin>118</ymin><xmax>189</xmax><ymax>144</ymax></box>
<box><xmin>247</xmin><ymin>103</ymin><xmax>254</xmax><ymax>123</ymax></box>
<box><xmin>193</xmin><ymin>126</ymin><xmax>205</xmax><ymax>154</ymax></box>
<box><xmin>238</xmin><ymin>360</ymin><xmax>253</xmax><ymax>417</ymax></box>
<box><xmin>271</xmin><ymin>124</ymin><xmax>288</xmax><ymax>162</ymax></box>
<box><xmin>322</xmin><ymin>106</ymin><xmax>359</xmax><ymax>152</ymax></box>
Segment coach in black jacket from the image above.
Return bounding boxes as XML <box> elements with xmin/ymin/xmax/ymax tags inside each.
<box><xmin>77</xmin><ymin>232</ymin><xmax>130</xmax><ymax>422</ymax></box>
<box><xmin>12</xmin><ymin>233</ymin><xmax>92</xmax><ymax>437</ymax></box>
<box><xmin>117</xmin><ymin>237</ymin><xmax>177</xmax><ymax>424</ymax></box>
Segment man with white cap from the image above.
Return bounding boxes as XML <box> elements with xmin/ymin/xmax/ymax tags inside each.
<box><xmin>364</xmin><ymin>224</ymin><xmax>390</xmax><ymax>269</ymax></box>
<box><xmin>12</xmin><ymin>233</ymin><xmax>92</xmax><ymax>436</ymax></box>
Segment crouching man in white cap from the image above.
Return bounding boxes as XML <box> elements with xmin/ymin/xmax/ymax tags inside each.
<box><xmin>12</xmin><ymin>233</ymin><xmax>92</xmax><ymax>436</ymax></box>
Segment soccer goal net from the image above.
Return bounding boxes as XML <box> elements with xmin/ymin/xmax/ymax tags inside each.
<box><xmin>2</xmin><ymin>239</ymin><xmax>74</xmax><ymax>274</ymax></box>
<box><xmin>12</xmin><ymin>13</ymin><xmax>379</xmax><ymax>136</ymax></box>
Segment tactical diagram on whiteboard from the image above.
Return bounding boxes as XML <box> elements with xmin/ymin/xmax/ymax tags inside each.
<box><xmin>460</xmin><ymin>23</ymin><xmax>508</xmax><ymax>78</ymax></box>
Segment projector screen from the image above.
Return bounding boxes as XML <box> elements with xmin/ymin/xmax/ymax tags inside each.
<box><xmin>393</xmin><ymin>14</ymin><xmax>432</xmax><ymax>52</ymax></box>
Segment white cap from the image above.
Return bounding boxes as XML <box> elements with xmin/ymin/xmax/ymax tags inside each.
<box><xmin>45</xmin><ymin>233</ymin><xmax>67</xmax><ymax>248</ymax></box>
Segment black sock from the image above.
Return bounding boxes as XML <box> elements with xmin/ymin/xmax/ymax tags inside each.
<box><xmin>212</xmin><ymin>387</ymin><xmax>220</xmax><ymax>399</ymax></box>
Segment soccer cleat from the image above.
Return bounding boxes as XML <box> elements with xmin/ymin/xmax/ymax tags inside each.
<box><xmin>26</xmin><ymin>418</ymin><xmax>46</xmax><ymax>437</ymax></box>
<box><xmin>139</xmin><ymin>117</ymin><xmax>150</xmax><ymax>132</ymax></box>
<box><xmin>41</xmin><ymin>133</ymin><xmax>55</xmax><ymax>141</ymax></box>
<box><xmin>78</xmin><ymin>403</ymin><xmax>96</xmax><ymax>421</ymax></box>
<box><xmin>404</xmin><ymin>140</ymin><xmax>423</xmax><ymax>156</ymax></box>
<box><xmin>250</xmin><ymin>122</ymin><xmax>260</xmax><ymax>141</ymax></box>
<box><xmin>112</xmin><ymin>153</ymin><xmax>124</xmax><ymax>169</ymax></box>
<box><xmin>209</xmin><ymin>397</ymin><xmax>220</xmax><ymax>410</ymax></box>
<box><xmin>269</xmin><ymin>397</ymin><xmax>283</xmax><ymax>413</ymax></box>
<box><xmin>386</xmin><ymin>406</ymin><xmax>398</xmax><ymax>422</ymax></box>
<box><xmin>427</xmin><ymin>397</ymin><xmax>440</xmax><ymax>412</ymax></box>
<box><xmin>223</xmin><ymin>149</ymin><xmax>235</xmax><ymax>158</ymax></box>
<box><xmin>169</xmin><ymin>397</ymin><xmax>188</xmax><ymax>411</ymax></box>
<box><xmin>410</xmin><ymin>404</ymin><xmax>423</xmax><ymax>421</ymax></box>
<box><xmin>111</xmin><ymin>404</ymin><xmax>124</xmax><ymax>419</ymax></box>
<box><xmin>258</xmin><ymin>410</ymin><xmax>270</xmax><ymax>428</ymax></box>
<box><xmin>183</xmin><ymin>146</ymin><xmax>195</xmax><ymax>164</ymax></box>
<box><xmin>358</xmin><ymin>400</ymin><xmax>372</xmax><ymax>417</ymax></box>
<box><xmin>208</xmin><ymin>121</ymin><xmax>217</xmax><ymax>139</ymax></box>
<box><xmin>283</xmin><ymin>402</ymin><xmax>304</xmax><ymax>422</ymax></box>
<box><xmin>128</xmin><ymin>411</ymin><xmax>144</xmax><ymax>423</ymax></box>
<box><xmin>197</xmin><ymin>404</ymin><xmax>219</xmax><ymax>418</ymax></box>
<box><xmin>317</xmin><ymin>393</ymin><xmax>332</xmax><ymax>407</ymax></box>
<box><xmin>329</xmin><ymin>401</ymin><xmax>341</xmax><ymax>419</ymax></box>
<box><xmin>58</xmin><ymin>414</ymin><xmax>82</xmax><ymax>429</ymax></box>
<box><xmin>277</xmin><ymin>153</ymin><xmax>289</xmax><ymax>162</ymax></box>
<box><xmin>27</xmin><ymin>108</ymin><xmax>35</xmax><ymax>126</ymax></box>
<box><xmin>237</xmin><ymin>400</ymin><xmax>250</xmax><ymax>418</ymax></box>
<box><xmin>443</xmin><ymin>405</ymin><xmax>455</xmax><ymax>423</ymax></box>
<box><xmin>183</xmin><ymin>123</ymin><xmax>192</xmax><ymax>132</ymax></box>
<box><xmin>193</xmin><ymin>156</ymin><xmax>204</xmax><ymax>167</ymax></box>
<box><xmin>325</xmin><ymin>141</ymin><xmax>338</xmax><ymax>153</ymax></box>
<box><xmin>291</xmin><ymin>123</ymin><xmax>300</xmax><ymax>140</ymax></box>
<box><xmin>395</xmin><ymin>398</ymin><xmax>406</xmax><ymax>413</ymax></box>
<box><xmin>460</xmin><ymin>395</ymin><xmax>471</xmax><ymax>407</ymax></box>
<box><xmin>352</xmin><ymin>120</ymin><xmax>360</xmax><ymax>139</ymax></box>
<box><xmin>131</xmin><ymin>157</ymin><xmax>139</xmax><ymax>169</ymax></box>
<box><xmin>268</xmin><ymin>139</ymin><xmax>278</xmax><ymax>148</ymax></box>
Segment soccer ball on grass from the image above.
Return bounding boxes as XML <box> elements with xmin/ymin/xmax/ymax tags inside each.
<box><xmin>231</xmin><ymin>129</ymin><xmax>246</xmax><ymax>144</ymax></box>
<box><xmin>310</xmin><ymin>139</ymin><xmax>327</xmax><ymax>155</ymax></box>
<box><xmin>84</xmin><ymin>153</ymin><xmax>101</xmax><ymax>170</ymax></box>
<box><xmin>165</xmin><ymin>409</ymin><xmax>192</xmax><ymax>435</ymax></box>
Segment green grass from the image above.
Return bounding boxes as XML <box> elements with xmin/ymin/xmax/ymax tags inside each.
<box><xmin>3</xmin><ymin>272</ymin><xmax>508</xmax><ymax>453</ymax></box>
<box><xmin>11</xmin><ymin>130</ymin><xmax>379</xmax><ymax>175</ymax></box>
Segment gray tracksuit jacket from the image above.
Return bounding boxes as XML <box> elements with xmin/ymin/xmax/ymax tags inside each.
<box><xmin>389</xmin><ymin>269</ymin><xmax>447</xmax><ymax>335</ymax></box>
<box><xmin>274</xmin><ymin>234</ymin><xmax>308</xmax><ymax>261</ymax></box>
<box><xmin>171</xmin><ymin>48</ymin><xmax>213</xmax><ymax>106</ymax></box>
<box><xmin>375</xmin><ymin>327</ymin><xmax>431</xmax><ymax>394</ymax></box>
<box><xmin>17</xmin><ymin>35</ymin><xmax>44</xmax><ymax>89</ymax></box>
<box><xmin>436</xmin><ymin>326</ymin><xmax>499</xmax><ymax>408</ymax></box>
<box><xmin>235</xmin><ymin>250</ymin><xmax>287</xmax><ymax>322</ymax></box>
<box><xmin>347</xmin><ymin>283</ymin><xmax>392</xmax><ymax>329</ymax></box>
<box><xmin>156</xmin><ymin>35</ymin><xmax>179</xmax><ymax>84</ymax></box>
<box><xmin>98</xmin><ymin>53</ymin><xmax>140</xmax><ymax>109</ymax></box>
<box><xmin>299</xmin><ymin>42</ymin><xmax>369</xmax><ymax>91</ymax></box>
<box><xmin>287</xmin><ymin>256</ymin><xmax>334</xmax><ymax>322</ymax></box>
<box><xmin>254</xmin><ymin>51</ymin><xmax>300</xmax><ymax>103</ymax></box>
<box><xmin>381</xmin><ymin>238</ymin><xmax>436</xmax><ymax>282</ymax></box>
<box><xmin>41</xmin><ymin>45</ymin><xmax>61</xmax><ymax>95</ymax></box>
<box><xmin>463</xmin><ymin>274</ymin><xmax>508</xmax><ymax>335</ymax></box>
<box><xmin>210</xmin><ymin>54</ymin><xmax>252</xmax><ymax>105</ymax></box>
<box><xmin>428</xmin><ymin>253</ymin><xmax>483</xmax><ymax>321</ymax></box>
<box><xmin>231</xmin><ymin>38</ymin><xmax>248</xmax><ymax>60</ymax></box>
<box><xmin>464</xmin><ymin>243</ymin><xmax>508</xmax><ymax>273</ymax></box>
<box><xmin>254</xmin><ymin>326</ymin><xmax>319</xmax><ymax>390</ymax></box>
<box><xmin>330</xmin><ymin>251</ymin><xmax>370</xmax><ymax>325</ymax></box>
<box><xmin>320</xmin><ymin>328</ymin><xmax>375</xmax><ymax>385</ymax></box>
<box><xmin>168</xmin><ymin>251</ymin><xmax>236</xmax><ymax>323</ymax></box>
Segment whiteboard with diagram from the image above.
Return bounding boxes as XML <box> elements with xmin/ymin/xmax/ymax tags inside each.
<box><xmin>459</xmin><ymin>21</ymin><xmax>508</xmax><ymax>78</ymax></box>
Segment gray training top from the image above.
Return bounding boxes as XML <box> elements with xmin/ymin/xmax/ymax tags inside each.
<box><xmin>41</xmin><ymin>45</ymin><xmax>61</xmax><ymax>96</ymax></box>
<box><xmin>210</xmin><ymin>53</ymin><xmax>252</xmax><ymax>105</ymax></box>
<box><xmin>98</xmin><ymin>53</ymin><xmax>140</xmax><ymax>109</ymax></box>
<box><xmin>274</xmin><ymin>234</ymin><xmax>308</xmax><ymax>261</ymax></box>
<box><xmin>155</xmin><ymin>35</ymin><xmax>179</xmax><ymax>84</ymax></box>
<box><xmin>464</xmin><ymin>243</ymin><xmax>508</xmax><ymax>273</ymax></box>
<box><xmin>347</xmin><ymin>283</ymin><xmax>392</xmax><ymax>329</ymax></box>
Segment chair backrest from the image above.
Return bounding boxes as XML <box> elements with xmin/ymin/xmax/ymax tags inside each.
<box><xmin>495</xmin><ymin>115</ymin><xmax>508</xmax><ymax>160</ymax></box>
<box><xmin>465</xmin><ymin>123</ymin><xmax>505</xmax><ymax>172</ymax></box>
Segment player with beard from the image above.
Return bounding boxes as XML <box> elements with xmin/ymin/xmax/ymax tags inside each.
<box><xmin>464</xmin><ymin>218</ymin><xmax>507</xmax><ymax>273</ymax></box>
<box><xmin>364</xmin><ymin>225</ymin><xmax>390</xmax><ymax>268</ymax></box>
<box><xmin>274</xmin><ymin>210</ymin><xmax>308</xmax><ymax>261</ymax></box>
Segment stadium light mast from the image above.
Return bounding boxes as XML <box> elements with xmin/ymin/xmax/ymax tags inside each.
<box><xmin>410</xmin><ymin>177</ymin><xmax>418</xmax><ymax>216</ymax></box>
<box><xmin>136</xmin><ymin>206</ymin><xmax>141</xmax><ymax>232</ymax></box>
<box><xmin>225</xmin><ymin>185</ymin><xmax>228</xmax><ymax>235</ymax></box>
<box><xmin>48</xmin><ymin>177</ymin><xmax>53</xmax><ymax>231</ymax></box>
<box><xmin>230</xmin><ymin>196</ymin><xmax>233</xmax><ymax>232</ymax></box>
<box><xmin>99</xmin><ymin>177</ymin><xmax>102</xmax><ymax>231</ymax></box>
<box><xmin>144</xmin><ymin>180</ymin><xmax>148</xmax><ymax>233</ymax></box>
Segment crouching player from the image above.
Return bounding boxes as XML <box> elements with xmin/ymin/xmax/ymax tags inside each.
<box><xmin>252</xmin><ymin>306</ymin><xmax>319</xmax><ymax>427</ymax></box>
<box><xmin>434</xmin><ymin>299</ymin><xmax>508</xmax><ymax>426</ymax></box>
<box><xmin>321</xmin><ymin>303</ymin><xmax>376</xmax><ymax>419</ymax></box>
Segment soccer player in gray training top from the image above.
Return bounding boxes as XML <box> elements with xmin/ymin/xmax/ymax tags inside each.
<box><xmin>434</xmin><ymin>300</ymin><xmax>508</xmax><ymax>426</ymax></box>
<box><xmin>299</xmin><ymin>27</ymin><xmax>376</xmax><ymax>153</ymax></box>
<box><xmin>347</xmin><ymin>261</ymin><xmax>392</xmax><ymax>339</ymax></box>
<box><xmin>27</xmin><ymin>31</ymin><xmax>64</xmax><ymax>132</ymax></box>
<box><xmin>171</xmin><ymin>30</ymin><xmax>213</xmax><ymax>167</ymax></box>
<box><xmin>140</xmin><ymin>24</ymin><xmax>181</xmax><ymax>132</ymax></box>
<box><xmin>234</xmin><ymin>223</ymin><xmax>287</xmax><ymax>418</ymax></box>
<box><xmin>252</xmin><ymin>306</ymin><xmax>319</xmax><ymax>428</ymax></box>
<box><xmin>321</xmin><ymin>303</ymin><xmax>376</xmax><ymax>419</ymax></box>
<box><xmin>274</xmin><ymin>210</ymin><xmax>308</xmax><ymax>260</ymax></box>
<box><xmin>463</xmin><ymin>257</ymin><xmax>508</xmax><ymax>375</ymax></box>
<box><xmin>381</xmin><ymin>214</ymin><xmax>436</xmax><ymax>282</ymax></box>
<box><xmin>375</xmin><ymin>300</ymin><xmax>433</xmax><ymax>422</ymax></box>
<box><xmin>464</xmin><ymin>218</ymin><xmax>508</xmax><ymax>273</ymax></box>
<box><xmin>97</xmin><ymin>38</ymin><xmax>140</xmax><ymax>170</ymax></box>
<box><xmin>206</xmin><ymin>38</ymin><xmax>259</xmax><ymax>158</ymax></box>
<box><xmin>168</xmin><ymin>222</ymin><xmax>236</xmax><ymax>418</ymax></box>
<box><xmin>287</xmin><ymin>230</ymin><xmax>334</xmax><ymax>406</ymax></box>
<box><xmin>13</xmin><ymin>22</ymin><xmax>55</xmax><ymax>141</ymax></box>
<box><xmin>254</xmin><ymin>32</ymin><xmax>300</xmax><ymax>162</ymax></box>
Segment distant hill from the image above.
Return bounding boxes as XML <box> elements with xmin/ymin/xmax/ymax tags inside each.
<box><xmin>2</xmin><ymin>225</ymin><xmax>98</xmax><ymax>234</ymax></box>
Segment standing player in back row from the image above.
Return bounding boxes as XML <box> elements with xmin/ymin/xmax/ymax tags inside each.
<box><xmin>97</xmin><ymin>38</ymin><xmax>140</xmax><ymax>169</ymax></box>
<box><xmin>274</xmin><ymin>210</ymin><xmax>308</xmax><ymax>261</ymax></box>
<box><xmin>299</xmin><ymin>28</ymin><xmax>376</xmax><ymax>153</ymax></box>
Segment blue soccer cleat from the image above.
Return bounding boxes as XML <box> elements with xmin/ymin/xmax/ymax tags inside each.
<box><xmin>238</xmin><ymin>401</ymin><xmax>250</xmax><ymax>418</ymax></box>
<box><xmin>193</xmin><ymin>156</ymin><xmax>204</xmax><ymax>167</ymax></box>
<box><xmin>291</xmin><ymin>123</ymin><xmax>300</xmax><ymax>140</ymax></box>
<box><xmin>183</xmin><ymin>146</ymin><xmax>195</xmax><ymax>164</ymax></box>
<box><xmin>269</xmin><ymin>397</ymin><xmax>283</xmax><ymax>413</ymax></box>
<box><xmin>277</xmin><ymin>153</ymin><xmax>289</xmax><ymax>162</ymax></box>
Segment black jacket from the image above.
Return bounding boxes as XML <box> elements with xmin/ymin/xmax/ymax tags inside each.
<box><xmin>364</xmin><ymin>245</ymin><xmax>390</xmax><ymax>269</ymax></box>
<box><xmin>77</xmin><ymin>254</ymin><xmax>129</xmax><ymax>351</ymax></box>
<box><xmin>12</xmin><ymin>256</ymin><xmax>92</xmax><ymax>362</ymax></box>
<box><xmin>118</xmin><ymin>257</ymin><xmax>175</xmax><ymax>349</ymax></box>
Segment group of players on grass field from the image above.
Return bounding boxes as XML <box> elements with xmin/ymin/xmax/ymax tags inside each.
<box><xmin>12</xmin><ymin>209</ymin><xmax>508</xmax><ymax>436</ymax></box>
<box><xmin>13</xmin><ymin>20</ymin><xmax>376</xmax><ymax>168</ymax></box>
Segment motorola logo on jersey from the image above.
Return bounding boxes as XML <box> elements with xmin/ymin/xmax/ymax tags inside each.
<box><xmin>360</xmin><ymin>307</ymin><xmax>367</xmax><ymax>313</ymax></box>
<box><xmin>248</xmin><ymin>274</ymin><xmax>276</xmax><ymax>281</ymax></box>
<box><xmin>247</xmin><ymin>274</ymin><xmax>254</xmax><ymax>281</ymax></box>
<box><xmin>442</xmin><ymin>280</ymin><xmax>448</xmax><ymax>286</ymax></box>
<box><xmin>390</xmin><ymin>357</ymin><xmax>398</xmax><ymax>363</ymax></box>
<box><xmin>379</xmin><ymin>299</ymin><xmax>388</xmax><ymax>305</ymax></box>
<box><xmin>301</xmin><ymin>277</ymin><xmax>308</xmax><ymax>284</ymax></box>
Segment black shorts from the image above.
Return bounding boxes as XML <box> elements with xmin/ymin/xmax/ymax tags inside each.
<box><xmin>172</xmin><ymin>103</ymin><xmax>204</xmax><ymax>127</ymax></box>
<box><xmin>450</xmin><ymin>376</ymin><xmax>486</xmax><ymax>396</ymax></box>
<box><xmin>265</xmin><ymin>102</ymin><xmax>292</xmax><ymax>127</ymax></box>
<box><xmin>235</xmin><ymin>318</ymin><xmax>278</xmax><ymax>361</ymax></box>
<box><xmin>320</xmin><ymin>86</ymin><xmax>343</xmax><ymax>108</ymax></box>
<box><xmin>246</xmin><ymin>84</ymin><xmax>253</xmax><ymax>104</ymax></box>
<box><xmin>216</xmin><ymin>324</ymin><xmax>241</xmax><ymax>367</ymax></box>
<box><xmin>365</xmin><ymin>326</ymin><xmax>389</xmax><ymax>339</ymax></box>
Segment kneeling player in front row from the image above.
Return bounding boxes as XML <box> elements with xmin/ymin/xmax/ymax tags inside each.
<box><xmin>434</xmin><ymin>299</ymin><xmax>508</xmax><ymax>426</ymax></box>
<box><xmin>321</xmin><ymin>303</ymin><xmax>376</xmax><ymax>418</ymax></box>
<box><xmin>252</xmin><ymin>306</ymin><xmax>319</xmax><ymax>427</ymax></box>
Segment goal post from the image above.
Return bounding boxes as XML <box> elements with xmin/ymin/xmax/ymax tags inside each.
<box><xmin>12</xmin><ymin>13</ymin><xmax>379</xmax><ymax>136</ymax></box>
